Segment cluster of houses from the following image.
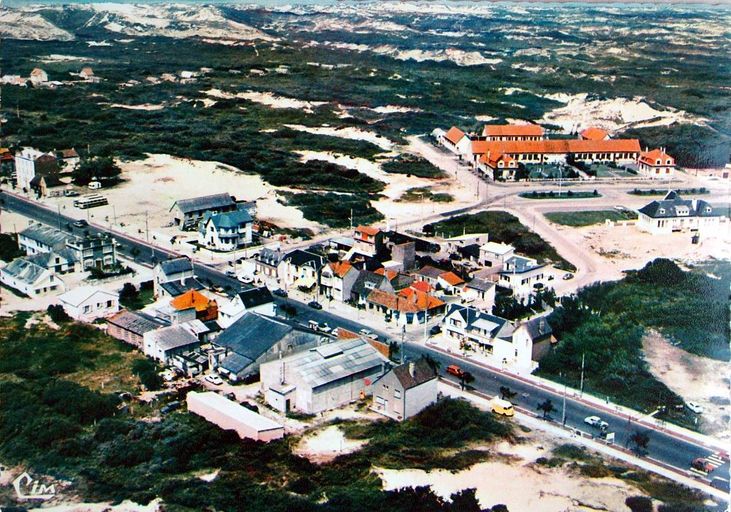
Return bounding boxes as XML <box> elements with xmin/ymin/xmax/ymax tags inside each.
<box><xmin>0</xmin><ymin>222</ymin><xmax>118</xmax><ymax>297</ymax></box>
<box><xmin>2</xmin><ymin>146</ymin><xmax>81</xmax><ymax>196</ymax></box>
<box><xmin>435</xmin><ymin>123</ymin><xmax>676</xmax><ymax>180</ymax></box>
<box><xmin>1</xmin><ymin>66</ymin><xmax>100</xmax><ymax>88</ymax></box>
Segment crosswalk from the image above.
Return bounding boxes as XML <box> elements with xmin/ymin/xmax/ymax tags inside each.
<box><xmin>688</xmin><ymin>453</ymin><xmax>726</xmax><ymax>477</ymax></box>
<box><xmin>706</xmin><ymin>453</ymin><xmax>726</xmax><ymax>468</ymax></box>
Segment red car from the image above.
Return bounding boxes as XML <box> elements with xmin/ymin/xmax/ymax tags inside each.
<box><xmin>691</xmin><ymin>458</ymin><xmax>714</xmax><ymax>473</ymax></box>
<box><xmin>446</xmin><ymin>365</ymin><xmax>464</xmax><ymax>378</ymax></box>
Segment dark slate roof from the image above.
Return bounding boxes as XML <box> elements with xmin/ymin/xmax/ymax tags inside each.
<box><xmin>465</xmin><ymin>277</ymin><xmax>495</xmax><ymax>292</ymax></box>
<box><xmin>171</xmin><ymin>193</ymin><xmax>235</xmax><ymax>214</ymax></box>
<box><xmin>256</xmin><ymin>248</ymin><xmax>283</xmax><ymax>267</ymax></box>
<box><xmin>351</xmin><ymin>270</ymin><xmax>387</xmax><ymax>296</ymax></box>
<box><xmin>415</xmin><ymin>265</ymin><xmax>444</xmax><ymax>279</ymax></box>
<box><xmin>446</xmin><ymin>304</ymin><xmax>513</xmax><ymax>340</ymax></box>
<box><xmin>282</xmin><ymin>249</ymin><xmax>325</xmax><ymax>270</ymax></box>
<box><xmin>19</xmin><ymin>223</ymin><xmax>71</xmax><ymax>248</ymax></box>
<box><xmin>219</xmin><ymin>352</ymin><xmax>255</xmax><ymax>375</ymax></box>
<box><xmin>26</xmin><ymin>248</ymin><xmax>77</xmax><ymax>268</ymax></box>
<box><xmin>638</xmin><ymin>192</ymin><xmax>719</xmax><ymax>219</ymax></box>
<box><xmin>107</xmin><ymin>310</ymin><xmax>168</xmax><ymax>335</ymax></box>
<box><xmin>159</xmin><ymin>257</ymin><xmax>193</xmax><ymax>275</ymax></box>
<box><xmin>214</xmin><ymin>313</ymin><xmax>292</xmax><ymax>362</ymax></box>
<box><xmin>200</xmin><ymin>208</ymin><xmax>252</xmax><ymax>232</ymax></box>
<box><xmin>391</xmin><ymin>359</ymin><xmax>437</xmax><ymax>390</ymax></box>
<box><xmin>1</xmin><ymin>258</ymin><xmax>47</xmax><ymax>284</ymax></box>
<box><xmin>522</xmin><ymin>316</ymin><xmax>553</xmax><ymax>341</ymax></box>
<box><xmin>160</xmin><ymin>277</ymin><xmax>204</xmax><ymax>297</ymax></box>
<box><xmin>237</xmin><ymin>286</ymin><xmax>274</xmax><ymax>309</ymax></box>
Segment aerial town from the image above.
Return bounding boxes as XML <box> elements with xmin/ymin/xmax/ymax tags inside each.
<box><xmin>0</xmin><ymin>2</ymin><xmax>729</xmax><ymax>512</ymax></box>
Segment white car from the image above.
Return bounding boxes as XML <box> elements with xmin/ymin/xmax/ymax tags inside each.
<box><xmin>318</xmin><ymin>323</ymin><xmax>332</xmax><ymax>334</ymax></box>
<box><xmin>204</xmin><ymin>373</ymin><xmax>224</xmax><ymax>386</ymax></box>
<box><xmin>238</xmin><ymin>276</ymin><xmax>254</xmax><ymax>284</ymax></box>
<box><xmin>686</xmin><ymin>402</ymin><xmax>704</xmax><ymax>414</ymax></box>
<box><xmin>584</xmin><ymin>416</ymin><xmax>608</xmax><ymax>429</ymax></box>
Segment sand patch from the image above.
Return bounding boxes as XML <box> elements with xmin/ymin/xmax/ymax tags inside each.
<box><xmin>108</xmin><ymin>103</ymin><xmax>165</xmax><ymax>111</ymax></box>
<box><xmin>643</xmin><ymin>330</ymin><xmax>730</xmax><ymax>439</ymax></box>
<box><xmin>204</xmin><ymin>88</ymin><xmax>326</xmax><ymax>113</ymax></box>
<box><xmin>294</xmin><ymin>425</ymin><xmax>367</xmax><ymax>464</ymax></box>
<box><xmin>284</xmin><ymin>124</ymin><xmax>395</xmax><ymax>151</ymax></box>
<box><xmin>28</xmin><ymin>498</ymin><xmax>163</xmax><ymax>512</ymax></box>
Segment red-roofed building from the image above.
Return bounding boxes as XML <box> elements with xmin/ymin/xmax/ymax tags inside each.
<box><xmin>367</xmin><ymin>288</ymin><xmax>446</xmax><ymax>326</ymax></box>
<box><xmin>638</xmin><ymin>149</ymin><xmax>675</xmax><ymax>179</ymax></box>
<box><xmin>483</xmin><ymin>124</ymin><xmax>544</xmax><ymax>141</ymax></box>
<box><xmin>353</xmin><ymin>225</ymin><xmax>384</xmax><ymax>256</ymax></box>
<box><xmin>479</xmin><ymin>151</ymin><xmax>518</xmax><ymax>180</ymax></box>
<box><xmin>170</xmin><ymin>289</ymin><xmax>218</xmax><ymax>322</ymax></box>
<box><xmin>579</xmin><ymin>127</ymin><xmax>609</xmax><ymax>141</ymax></box>
<box><xmin>321</xmin><ymin>260</ymin><xmax>359</xmax><ymax>302</ymax></box>
<box><xmin>440</xmin><ymin>126</ymin><xmax>472</xmax><ymax>156</ymax></box>
<box><xmin>437</xmin><ymin>271</ymin><xmax>465</xmax><ymax>293</ymax></box>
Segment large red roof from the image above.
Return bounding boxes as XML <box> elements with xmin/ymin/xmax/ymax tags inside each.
<box><xmin>445</xmin><ymin>126</ymin><xmax>466</xmax><ymax>145</ymax></box>
<box><xmin>473</xmin><ymin>139</ymin><xmax>641</xmax><ymax>156</ymax></box>
<box><xmin>483</xmin><ymin>124</ymin><xmax>544</xmax><ymax>137</ymax></box>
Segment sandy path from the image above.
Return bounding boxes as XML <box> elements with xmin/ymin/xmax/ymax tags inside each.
<box><xmin>643</xmin><ymin>331</ymin><xmax>731</xmax><ymax>439</ymax></box>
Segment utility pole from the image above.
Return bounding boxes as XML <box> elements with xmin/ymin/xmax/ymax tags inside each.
<box><xmin>57</xmin><ymin>204</ymin><xmax>61</xmax><ymax>230</ymax></box>
<box><xmin>579</xmin><ymin>353</ymin><xmax>585</xmax><ymax>396</ymax></box>
<box><xmin>349</xmin><ymin>209</ymin><xmax>353</xmax><ymax>230</ymax></box>
<box><xmin>145</xmin><ymin>210</ymin><xmax>149</xmax><ymax>243</ymax></box>
<box><xmin>400</xmin><ymin>325</ymin><xmax>405</xmax><ymax>364</ymax></box>
<box><xmin>562</xmin><ymin>382</ymin><xmax>567</xmax><ymax>426</ymax></box>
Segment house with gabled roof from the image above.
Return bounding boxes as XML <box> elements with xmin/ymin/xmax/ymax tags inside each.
<box><xmin>58</xmin><ymin>285</ymin><xmax>118</xmax><ymax>322</ymax></box>
<box><xmin>143</xmin><ymin>322</ymin><xmax>203</xmax><ymax>364</ymax></box>
<box><xmin>637</xmin><ymin>148</ymin><xmax>675</xmax><ymax>179</ymax></box>
<box><xmin>254</xmin><ymin>248</ymin><xmax>283</xmax><ymax>280</ymax></box>
<box><xmin>437</xmin><ymin>271</ymin><xmax>465</xmax><ymax>294</ymax></box>
<box><xmin>153</xmin><ymin>256</ymin><xmax>205</xmax><ymax>298</ymax></box>
<box><xmin>372</xmin><ymin>358</ymin><xmax>438</xmax><ymax>421</ymax></box>
<box><xmin>636</xmin><ymin>191</ymin><xmax>722</xmax><ymax>235</ymax></box>
<box><xmin>170</xmin><ymin>193</ymin><xmax>237</xmax><ymax>230</ymax></box>
<box><xmin>367</xmin><ymin>287</ymin><xmax>445</xmax><ymax>326</ymax></box>
<box><xmin>439</xmin><ymin>126</ymin><xmax>472</xmax><ymax>156</ymax></box>
<box><xmin>321</xmin><ymin>260</ymin><xmax>359</xmax><ymax>302</ymax></box>
<box><xmin>512</xmin><ymin>316</ymin><xmax>556</xmax><ymax>370</ymax></box>
<box><xmin>170</xmin><ymin>289</ymin><xmax>218</xmax><ymax>323</ymax></box>
<box><xmin>18</xmin><ymin>223</ymin><xmax>71</xmax><ymax>255</ymax></box>
<box><xmin>218</xmin><ymin>286</ymin><xmax>275</xmax><ymax>328</ymax></box>
<box><xmin>460</xmin><ymin>277</ymin><xmax>496</xmax><ymax>311</ymax></box>
<box><xmin>353</xmin><ymin>225</ymin><xmax>384</xmax><ymax>257</ymax></box>
<box><xmin>0</xmin><ymin>258</ymin><xmax>65</xmax><ymax>297</ymax></box>
<box><xmin>26</xmin><ymin>248</ymin><xmax>78</xmax><ymax>274</ymax></box>
<box><xmin>499</xmin><ymin>255</ymin><xmax>546</xmax><ymax>299</ymax></box>
<box><xmin>277</xmin><ymin>249</ymin><xmax>325</xmax><ymax>290</ymax></box>
<box><xmin>15</xmin><ymin>148</ymin><xmax>58</xmax><ymax>192</ymax></box>
<box><xmin>107</xmin><ymin>309</ymin><xmax>169</xmax><ymax>348</ymax></box>
<box><xmin>351</xmin><ymin>269</ymin><xmax>394</xmax><ymax>305</ymax></box>
<box><xmin>198</xmin><ymin>208</ymin><xmax>253</xmax><ymax>252</ymax></box>
<box><xmin>482</xmin><ymin>124</ymin><xmax>544</xmax><ymax>141</ymax></box>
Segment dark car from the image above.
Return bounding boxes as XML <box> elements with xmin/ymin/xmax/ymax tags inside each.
<box><xmin>308</xmin><ymin>301</ymin><xmax>322</xmax><ymax>310</ymax></box>
<box><xmin>273</xmin><ymin>288</ymin><xmax>288</xmax><ymax>297</ymax></box>
<box><xmin>161</xmin><ymin>401</ymin><xmax>181</xmax><ymax>415</ymax></box>
<box><xmin>73</xmin><ymin>219</ymin><xmax>88</xmax><ymax>228</ymax></box>
<box><xmin>430</xmin><ymin>325</ymin><xmax>442</xmax><ymax>335</ymax></box>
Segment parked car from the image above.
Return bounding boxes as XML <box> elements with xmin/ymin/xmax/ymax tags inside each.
<box><xmin>584</xmin><ymin>416</ymin><xmax>609</xmax><ymax>430</ymax></box>
<box><xmin>318</xmin><ymin>323</ymin><xmax>332</xmax><ymax>334</ymax></box>
<box><xmin>686</xmin><ymin>401</ymin><xmax>704</xmax><ymax>414</ymax></box>
<box><xmin>204</xmin><ymin>373</ymin><xmax>224</xmax><ymax>386</ymax></box>
<box><xmin>225</xmin><ymin>270</ymin><xmax>236</xmax><ymax>278</ymax></box>
<box><xmin>161</xmin><ymin>401</ymin><xmax>181</xmax><ymax>415</ymax></box>
<box><xmin>562</xmin><ymin>273</ymin><xmax>575</xmax><ymax>280</ymax></box>
<box><xmin>446</xmin><ymin>364</ymin><xmax>465</xmax><ymax>378</ymax></box>
<box><xmin>359</xmin><ymin>328</ymin><xmax>373</xmax><ymax>338</ymax></box>
<box><xmin>490</xmin><ymin>398</ymin><xmax>515</xmax><ymax>417</ymax></box>
<box><xmin>691</xmin><ymin>457</ymin><xmax>714</xmax><ymax>473</ymax></box>
<box><xmin>73</xmin><ymin>219</ymin><xmax>88</xmax><ymax>228</ymax></box>
<box><xmin>272</xmin><ymin>288</ymin><xmax>288</xmax><ymax>297</ymax></box>
<box><xmin>308</xmin><ymin>300</ymin><xmax>322</xmax><ymax>310</ymax></box>
<box><xmin>331</xmin><ymin>328</ymin><xmax>340</xmax><ymax>337</ymax></box>
<box><xmin>64</xmin><ymin>189</ymin><xmax>80</xmax><ymax>197</ymax></box>
<box><xmin>239</xmin><ymin>276</ymin><xmax>254</xmax><ymax>285</ymax></box>
<box><xmin>430</xmin><ymin>325</ymin><xmax>442</xmax><ymax>335</ymax></box>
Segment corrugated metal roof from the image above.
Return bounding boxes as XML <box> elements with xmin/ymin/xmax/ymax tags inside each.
<box><xmin>172</xmin><ymin>193</ymin><xmax>235</xmax><ymax>214</ymax></box>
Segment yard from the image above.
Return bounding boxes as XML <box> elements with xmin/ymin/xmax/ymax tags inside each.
<box><xmin>525</xmin><ymin>163</ymin><xmax>578</xmax><ymax>180</ymax></box>
<box><xmin>587</xmin><ymin>163</ymin><xmax>637</xmax><ymax>178</ymax></box>
<box><xmin>544</xmin><ymin>210</ymin><xmax>637</xmax><ymax>227</ymax></box>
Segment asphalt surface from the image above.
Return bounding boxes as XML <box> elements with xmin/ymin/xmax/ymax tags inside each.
<box><xmin>1</xmin><ymin>189</ymin><xmax>727</xmax><ymax>491</ymax></box>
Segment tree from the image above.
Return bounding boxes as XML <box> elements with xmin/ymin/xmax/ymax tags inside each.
<box><xmin>537</xmin><ymin>399</ymin><xmax>555</xmax><ymax>419</ymax></box>
<box><xmin>132</xmin><ymin>359</ymin><xmax>163</xmax><ymax>391</ymax></box>
<box><xmin>499</xmin><ymin>386</ymin><xmax>517</xmax><ymax>401</ymax></box>
<box><xmin>73</xmin><ymin>156</ymin><xmax>121</xmax><ymax>186</ymax></box>
<box><xmin>447</xmin><ymin>489</ymin><xmax>482</xmax><ymax>512</ymax></box>
<box><xmin>0</xmin><ymin>233</ymin><xmax>23</xmax><ymax>262</ymax></box>
<box><xmin>47</xmin><ymin>304</ymin><xmax>71</xmax><ymax>323</ymax></box>
<box><xmin>629</xmin><ymin>430</ymin><xmax>650</xmax><ymax>456</ymax></box>
<box><xmin>388</xmin><ymin>341</ymin><xmax>401</xmax><ymax>362</ymax></box>
<box><xmin>625</xmin><ymin>496</ymin><xmax>653</xmax><ymax>512</ymax></box>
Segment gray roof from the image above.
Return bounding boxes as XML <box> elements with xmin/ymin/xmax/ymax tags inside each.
<box><xmin>416</xmin><ymin>265</ymin><xmax>445</xmax><ymax>279</ymax></box>
<box><xmin>502</xmin><ymin>255</ymin><xmax>543</xmax><ymax>274</ymax></box>
<box><xmin>351</xmin><ymin>270</ymin><xmax>387</xmax><ymax>296</ymax></box>
<box><xmin>201</xmin><ymin>208</ymin><xmax>252</xmax><ymax>231</ymax></box>
<box><xmin>282</xmin><ymin>338</ymin><xmax>386</xmax><ymax>389</ymax></box>
<box><xmin>19</xmin><ymin>224</ymin><xmax>71</xmax><ymax>249</ymax></box>
<box><xmin>282</xmin><ymin>249</ymin><xmax>325</xmax><ymax>270</ymax></box>
<box><xmin>159</xmin><ymin>257</ymin><xmax>193</xmax><ymax>275</ymax></box>
<box><xmin>256</xmin><ymin>248</ymin><xmax>283</xmax><ymax>267</ymax></box>
<box><xmin>150</xmin><ymin>324</ymin><xmax>201</xmax><ymax>351</ymax></box>
<box><xmin>465</xmin><ymin>277</ymin><xmax>495</xmax><ymax>293</ymax></box>
<box><xmin>214</xmin><ymin>313</ymin><xmax>293</xmax><ymax>361</ymax></box>
<box><xmin>171</xmin><ymin>193</ymin><xmax>235</xmax><ymax>214</ymax></box>
<box><xmin>389</xmin><ymin>359</ymin><xmax>437</xmax><ymax>390</ymax></box>
<box><xmin>107</xmin><ymin>310</ymin><xmax>168</xmax><ymax>335</ymax></box>
<box><xmin>521</xmin><ymin>316</ymin><xmax>553</xmax><ymax>341</ymax></box>
<box><xmin>26</xmin><ymin>248</ymin><xmax>77</xmax><ymax>268</ymax></box>
<box><xmin>1</xmin><ymin>258</ymin><xmax>48</xmax><ymax>284</ymax></box>
<box><xmin>219</xmin><ymin>352</ymin><xmax>255</xmax><ymax>375</ymax></box>
<box><xmin>638</xmin><ymin>191</ymin><xmax>719</xmax><ymax>219</ymax></box>
<box><xmin>446</xmin><ymin>304</ymin><xmax>514</xmax><ymax>341</ymax></box>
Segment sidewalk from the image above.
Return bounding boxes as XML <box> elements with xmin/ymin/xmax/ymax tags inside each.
<box><xmin>439</xmin><ymin>381</ymin><xmax>728</xmax><ymax>502</ymax></box>
<box><xmin>425</xmin><ymin>335</ymin><xmax>726</xmax><ymax>452</ymax></box>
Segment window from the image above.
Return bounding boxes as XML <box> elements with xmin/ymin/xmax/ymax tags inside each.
<box><xmin>394</xmin><ymin>390</ymin><xmax>401</xmax><ymax>399</ymax></box>
<box><xmin>106</xmin><ymin>300</ymin><xmax>113</xmax><ymax>307</ymax></box>
<box><xmin>83</xmin><ymin>305</ymin><xmax>91</xmax><ymax>313</ymax></box>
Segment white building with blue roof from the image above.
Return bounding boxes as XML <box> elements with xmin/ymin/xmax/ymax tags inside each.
<box><xmin>637</xmin><ymin>191</ymin><xmax>723</xmax><ymax>235</ymax></box>
<box><xmin>197</xmin><ymin>208</ymin><xmax>253</xmax><ymax>252</ymax></box>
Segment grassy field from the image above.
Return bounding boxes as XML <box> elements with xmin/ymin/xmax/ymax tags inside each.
<box><xmin>545</xmin><ymin>210</ymin><xmax>637</xmax><ymax>227</ymax></box>
<box><xmin>424</xmin><ymin>210</ymin><xmax>576</xmax><ymax>271</ymax></box>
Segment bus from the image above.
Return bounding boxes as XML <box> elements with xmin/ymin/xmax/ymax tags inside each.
<box><xmin>73</xmin><ymin>194</ymin><xmax>108</xmax><ymax>209</ymax></box>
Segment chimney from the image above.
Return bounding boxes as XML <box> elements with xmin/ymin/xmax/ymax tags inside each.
<box><xmin>408</xmin><ymin>361</ymin><xmax>415</xmax><ymax>377</ymax></box>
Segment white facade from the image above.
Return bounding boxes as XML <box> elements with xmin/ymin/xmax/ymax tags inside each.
<box><xmin>372</xmin><ymin>361</ymin><xmax>438</xmax><ymax>421</ymax></box>
<box><xmin>198</xmin><ymin>212</ymin><xmax>253</xmax><ymax>252</ymax></box>
<box><xmin>15</xmin><ymin>148</ymin><xmax>45</xmax><ymax>191</ymax></box>
<box><xmin>499</xmin><ymin>257</ymin><xmax>546</xmax><ymax>299</ymax></box>
<box><xmin>0</xmin><ymin>259</ymin><xmax>64</xmax><ymax>297</ymax></box>
<box><xmin>58</xmin><ymin>286</ymin><xmax>119</xmax><ymax>322</ymax></box>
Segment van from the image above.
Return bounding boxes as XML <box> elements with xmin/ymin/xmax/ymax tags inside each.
<box><xmin>88</xmin><ymin>181</ymin><xmax>102</xmax><ymax>190</ymax></box>
<box><xmin>308</xmin><ymin>320</ymin><xmax>319</xmax><ymax>331</ymax></box>
<box><xmin>491</xmin><ymin>398</ymin><xmax>515</xmax><ymax>417</ymax></box>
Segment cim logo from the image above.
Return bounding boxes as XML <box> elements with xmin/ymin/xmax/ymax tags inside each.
<box><xmin>12</xmin><ymin>471</ymin><xmax>56</xmax><ymax>501</ymax></box>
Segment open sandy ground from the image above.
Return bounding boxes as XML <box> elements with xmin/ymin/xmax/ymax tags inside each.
<box><xmin>293</xmin><ymin>425</ymin><xmax>367</xmax><ymax>464</ymax></box>
<box><xmin>643</xmin><ymin>331</ymin><xmax>731</xmax><ymax>439</ymax></box>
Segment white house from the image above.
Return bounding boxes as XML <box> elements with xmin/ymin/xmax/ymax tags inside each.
<box><xmin>372</xmin><ymin>359</ymin><xmax>438</xmax><ymax>421</ymax></box>
<box><xmin>320</xmin><ymin>261</ymin><xmax>359</xmax><ymax>302</ymax></box>
<box><xmin>58</xmin><ymin>286</ymin><xmax>119</xmax><ymax>322</ymax></box>
<box><xmin>479</xmin><ymin>241</ymin><xmax>515</xmax><ymax>270</ymax></box>
<box><xmin>460</xmin><ymin>277</ymin><xmax>496</xmax><ymax>311</ymax></box>
<box><xmin>498</xmin><ymin>256</ymin><xmax>546</xmax><ymax>299</ymax></box>
<box><xmin>0</xmin><ymin>258</ymin><xmax>64</xmax><ymax>297</ymax></box>
<box><xmin>218</xmin><ymin>286</ymin><xmax>275</xmax><ymax>328</ymax></box>
<box><xmin>153</xmin><ymin>256</ymin><xmax>204</xmax><ymax>298</ymax></box>
<box><xmin>277</xmin><ymin>249</ymin><xmax>325</xmax><ymax>290</ymax></box>
<box><xmin>637</xmin><ymin>191</ymin><xmax>723</xmax><ymax>235</ymax></box>
<box><xmin>439</xmin><ymin>126</ymin><xmax>472</xmax><ymax>156</ymax></box>
<box><xmin>15</xmin><ymin>148</ymin><xmax>58</xmax><ymax>191</ymax></box>
<box><xmin>638</xmin><ymin>149</ymin><xmax>675</xmax><ymax>179</ymax></box>
<box><xmin>143</xmin><ymin>322</ymin><xmax>203</xmax><ymax>363</ymax></box>
<box><xmin>198</xmin><ymin>209</ymin><xmax>253</xmax><ymax>252</ymax></box>
<box><xmin>511</xmin><ymin>317</ymin><xmax>555</xmax><ymax>371</ymax></box>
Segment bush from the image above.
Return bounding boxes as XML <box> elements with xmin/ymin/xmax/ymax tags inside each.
<box><xmin>47</xmin><ymin>304</ymin><xmax>71</xmax><ymax>323</ymax></box>
<box><xmin>626</xmin><ymin>496</ymin><xmax>653</xmax><ymax>512</ymax></box>
<box><xmin>0</xmin><ymin>233</ymin><xmax>23</xmax><ymax>262</ymax></box>
<box><xmin>132</xmin><ymin>359</ymin><xmax>163</xmax><ymax>391</ymax></box>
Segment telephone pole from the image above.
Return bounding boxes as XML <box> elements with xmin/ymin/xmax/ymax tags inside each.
<box><xmin>579</xmin><ymin>353</ymin><xmax>585</xmax><ymax>396</ymax></box>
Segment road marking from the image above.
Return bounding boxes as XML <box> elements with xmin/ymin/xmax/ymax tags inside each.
<box><xmin>706</xmin><ymin>455</ymin><xmax>724</xmax><ymax>467</ymax></box>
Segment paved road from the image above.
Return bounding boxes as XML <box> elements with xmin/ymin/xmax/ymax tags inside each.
<box><xmin>1</xmin><ymin>189</ymin><xmax>727</xmax><ymax>492</ymax></box>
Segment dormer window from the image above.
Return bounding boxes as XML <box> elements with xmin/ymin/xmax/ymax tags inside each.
<box><xmin>666</xmin><ymin>160</ymin><xmax>672</xmax><ymax>165</ymax></box>
<box><xmin>658</xmin><ymin>208</ymin><xmax>665</xmax><ymax>214</ymax></box>
<box><xmin>656</xmin><ymin>159</ymin><xmax>661</xmax><ymax>165</ymax></box>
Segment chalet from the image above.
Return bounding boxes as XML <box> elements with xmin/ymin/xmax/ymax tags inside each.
<box><xmin>106</xmin><ymin>309</ymin><xmax>168</xmax><ymax>348</ymax></box>
<box><xmin>15</xmin><ymin>148</ymin><xmax>59</xmax><ymax>191</ymax></box>
<box><xmin>353</xmin><ymin>225</ymin><xmax>384</xmax><ymax>257</ymax></box>
<box><xmin>482</xmin><ymin>124</ymin><xmax>544</xmax><ymax>141</ymax></box>
<box><xmin>637</xmin><ymin>191</ymin><xmax>722</xmax><ymax>235</ymax></box>
<box><xmin>58</xmin><ymin>286</ymin><xmax>119</xmax><ymax>322</ymax></box>
<box><xmin>638</xmin><ymin>148</ymin><xmax>675</xmax><ymax>179</ymax></box>
<box><xmin>277</xmin><ymin>249</ymin><xmax>325</xmax><ymax>290</ymax></box>
<box><xmin>499</xmin><ymin>256</ymin><xmax>546</xmax><ymax>299</ymax></box>
<box><xmin>320</xmin><ymin>261</ymin><xmax>359</xmax><ymax>302</ymax></box>
<box><xmin>198</xmin><ymin>208</ymin><xmax>253</xmax><ymax>252</ymax></box>
<box><xmin>0</xmin><ymin>258</ymin><xmax>64</xmax><ymax>297</ymax></box>
<box><xmin>373</xmin><ymin>359</ymin><xmax>438</xmax><ymax>421</ymax></box>
<box><xmin>260</xmin><ymin>338</ymin><xmax>388</xmax><ymax>415</ymax></box>
<box><xmin>170</xmin><ymin>193</ymin><xmax>237</xmax><ymax>230</ymax></box>
<box><xmin>218</xmin><ymin>286</ymin><xmax>275</xmax><ymax>328</ymax></box>
<box><xmin>213</xmin><ymin>313</ymin><xmax>322</xmax><ymax>382</ymax></box>
<box><xmin>153</xmin><ymin>256</ymin><xmax>204</xmax><ymax>298</ymax></box>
